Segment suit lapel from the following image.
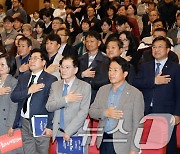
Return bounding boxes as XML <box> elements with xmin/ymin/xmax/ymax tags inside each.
<box><xmin>25</xmin><ymin>73</ymin><xmax>31</xmax><ymax>87</ymax></box>
<box><xmin>57</xmin><ymin>80</ymin><xmax>64</xmax><ymax>99</ymax></box>
<box><xmin>89</xmin><ymin>51</ymin><xmax>102</xmax><ymax>69</ymax></box>
<box><xmin>69</xmin><ymin>77</ymin><xmax>79</xmax><ymax>92</ymax></box>
<box><xmin>116</xmin><ymin>82</ymin><xmax>131</xmax><ymax>110</ymax></box>
<box><xmin>161</xmin><ymin>60</ymin><xmax>170</xmax><ymax>75</ymax></box>
<box><xmin>37</xmin><ymin>71</ymin><xmax>45</xmax><ymax>83</ymax></box>
<box><xmin>149</xmin><ymin>60</ymin><xmax>155</xmax><ymax>77</ymax></box>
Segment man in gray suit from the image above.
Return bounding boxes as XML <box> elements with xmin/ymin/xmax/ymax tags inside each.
<box><xmin>89</xmin><ymin>57</ymin><xmax>144</xmax><ymax>154</ymax></box>
<box><xmin>46</xmin><ymin>55</ymin><xmax>91</xmax><ymax>153</ymax></box>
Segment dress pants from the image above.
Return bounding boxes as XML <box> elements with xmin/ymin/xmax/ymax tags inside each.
<box><xmin>100</xmin><ymin>132</ymin><xmax>116</xmax><ymax>154</ymax></box>
<box><xmin>22</xmin><ymin>118</ymin><xmax>50</xmax><ymax>154</ymax></box>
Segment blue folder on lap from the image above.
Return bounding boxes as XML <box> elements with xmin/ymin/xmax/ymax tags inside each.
<box><xmin>56</xmin><ymin>136</ymin><xmax>84</xmax><ymax>154</ymax></box>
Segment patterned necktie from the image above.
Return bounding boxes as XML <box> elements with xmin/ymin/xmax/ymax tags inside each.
<box><xmin>155</xmin><ymin>63</ymin><xmax>161</xmax><ymax>76</ymax></box>
<box><xmin>23</xmin><ymin>75</ymin><xmax>36</xmax><ymax>114</ymax></box>
<box><xmin>60</xmin><ymin>84</ymin><xmax>69</xmax><ymax>131</ymax></box>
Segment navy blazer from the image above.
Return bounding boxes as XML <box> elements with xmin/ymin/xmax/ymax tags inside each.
<box><xmin>11</xmin><ymin>71</ymin><xmax>57</xmax><ymax>129</ymax></box>
<box><xmin>77</xmin><ymin>51</ymin><xmax>108</xmax><ymax>103</ymax></box>
<box><xmin>133</xmin><ymin>59</ymin><xmax>180</xmax><ymax>116</ymax></box>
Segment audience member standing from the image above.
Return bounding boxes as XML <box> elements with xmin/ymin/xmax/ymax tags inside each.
<box><xmin>45</xmin><ymin>34</ymin><xmax>63</xmax><ymax>80</ymax></box>
<box><xmin>89</xmin><ymin>56</ymin><xmax>144</xmax><ymax>154</ymax></box>
<box><xmin>46</xmin><ymin>55</ymin><xmax>91</xmax><ymax>154</ymax></box>
<box><xmin>133</xmin><ymin>36</ymin><xmax>180</xmax><ymax>154</ymax></box>
<box><xmin>77</xmin><ymin>30</ymin><xmax>108</xmax><ymax>103</ymax></box>
<box><xmin>11</xmin><ymin>49</ymin><xmax>57</xmax><ymax>154</ymax></box>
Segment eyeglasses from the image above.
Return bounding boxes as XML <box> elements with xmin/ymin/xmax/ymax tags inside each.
<box><xmin>28</xmin><ymin>57</ymin><xmax>43</xmax><ymax>62</ymax></box>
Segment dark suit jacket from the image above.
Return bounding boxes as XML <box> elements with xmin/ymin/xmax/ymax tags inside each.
<box><xmin>133</xmin><ymin>59</ymin><xmax>180</xmax><ymax>116</ymax></box>
<box><xmin>77</xmin><ymin>51</ymin><xmax>108</xmax><ymax>102</ymax></box>
<box><xmin>62</xmin><ymin>44</ymin><xmax>78</xmax><ymax>57</ymax></box>
<box><xmin>11</xmin><ymin>71</ymin><xmax>57</xmax><ymax>129</ymax></box>
<box><xmin>138</xmin><ymin>47</ymin><xmax>179</xmax><ymax>64</ymax></box>
<box><xmin>91</xmin><ymin>60</ymin><xmax>136</xmax><ymax>90</ymax></box>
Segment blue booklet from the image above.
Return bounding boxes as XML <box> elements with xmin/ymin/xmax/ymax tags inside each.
<box><xmin>56</xmin><ymin>136</ymin><xmax>84</xmax><ymax>154</ymax></box>
<box><xmin>31</xmin><ymin>115</ymin><xmax>48</xmax><ymax>137</ymax></box>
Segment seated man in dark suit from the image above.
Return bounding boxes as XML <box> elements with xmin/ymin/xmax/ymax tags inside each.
<box><xmin>57</xmin><ymin>27</ymin><xmax>78</xmax><ymax>57</ymax></box>
<box><xmin>133</xmin><ymin>36</ymin><xmax>180</xmax><ymax>154</ymax></box>
<box><xmin>77</xmin><ymin>30</ymin><xmax>108</xmax><ymax>103</ymax></box>
<box><xmin>10</xmin><ymin>48</ymin><xmax>57</xmax><ymax>154</ymax></box>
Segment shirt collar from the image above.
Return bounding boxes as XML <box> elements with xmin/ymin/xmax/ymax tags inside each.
<box><xmin>111</xmin><ymin>81</ymin><xmax>126</xmax><ymax>93</ymax></box>
<box><xmin>63</xmin><ymin>76</ymin><xmax>76</xmax><ymax>88</ymax></box>
<box><xmin>155</xmin><ymin>57</ymin><xmax>168</xmax><ymax>66</ymax></box>
<box><xmin>31</xmin><ymin>70</ymin><xmax>43</xmax><ymax>78</ymax></box>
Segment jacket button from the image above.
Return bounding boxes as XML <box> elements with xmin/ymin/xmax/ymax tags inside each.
<box><xmin>3</xmin><ymin>109</ymin><xmax>5</xmax><ymax>111</ymax></box>
<box><xmin>4</xmin><ymin>118</ymin><xmax>6</xmax><ymax>120</ymax></box>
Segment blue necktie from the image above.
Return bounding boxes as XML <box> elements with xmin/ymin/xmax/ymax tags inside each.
<box><xmin>60</xmin><ymin>84</ymin><xmax>69</xmax><ymax>131</ymax></box>
<box><xmin>155</xmin><ymin>63</ymin><xmax>161</xmax><ymax>76</ymax></box>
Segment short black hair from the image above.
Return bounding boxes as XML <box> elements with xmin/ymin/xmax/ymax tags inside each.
<box><xmin>153</xmin><ymin>18</ymin><xmax>167</xmax><ymax>30</ymax></box>
<box><xmin>106</xmin><ymin>37</ymin><xmax>123</xmax><ymax>49</ymax></box>
<box><xmin>107</xmin><ymin>5</ymin><xmax>117</xmax><ymax>14</ymax></box>
<box><xmin>59</xmin><ymin>55</ymin><xmax>79</xmax><ymax>68</ymax></box>
<box><xmin>18</xmin><ymin>36</ymin><xmax>32</xmax><ymax>47</ymax></box>
<box><xmin>57</xmin><ymin>28</ymin><xmax>70</xmax><ymax>36</ymax></box>
<box><xmin>110</xmin><ymin>56</ymin><xmax>130</xmax><ymax>73</ymax></box>
<box><xmin>43</xmin><ymin>11</ymin><xmax>52</xmax><ymax>19</ymax></box>
<box><xmin>14</xmin><ymin>17</ymin><xmax>23</xmax><ymax>23</ymax></box>
<box><xmin>0</xmin><ymin>53</ymin><xmax>17</xmax><ymax>76</ymax></box>
<box><xmin>3</xmin><ymin>16</ymin><xmax>14</xmax><ymax>23</ymax></box>
<box><xmin>30</xmin><ymin>48</ymin><xmax>49</xmax><ymax>62</ymax></box>
<box><xmin>44</xmin><ymin>0</ymin><xmax>50</xmax><ymax>3</ymax></box>
<box><xmin>53</xmin><ymin>17</ymin><xmax>64</xmax><ymax>23</ymax></box>
<box><xmin>115</xmin><ymin>15</ymin><xmax>128</xmax><ymax>26</ymax></box>
<box><xmin>100</xmin><ymin>17</ymin><xmax>112</xmax><ymax>27</ymax></box>
<box><xmin>152</xmin><ymin>36</ymin><xmax>171</xmax><ymax>48</ymax></box>
<box><xmin>35</xmin><ymin>21</ymin><xmax>45</xmax><ymax>29</ymax></box>
<box><xmin>46</xmin><ymin>34</ymin><xmax>61</xmax><ymax>44</ymax></box>
<box><xmin>81</xmin><ymin>18</ymin><xmax>91</xmax><ymax>27</ymax></box>
<box><xmin>85</xmin><ymin>30</ymin><xmax>101</xmax><ymax>41</ymax></box>
<box><xmin>59</xmin><ymin>0</ymin><xmax>65</xmax><ymax>3</ymax></box>
<box><xmin>154</xmin><ymin>27</ymin><xmax>167</xmax><ymax>34</ymax></box>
